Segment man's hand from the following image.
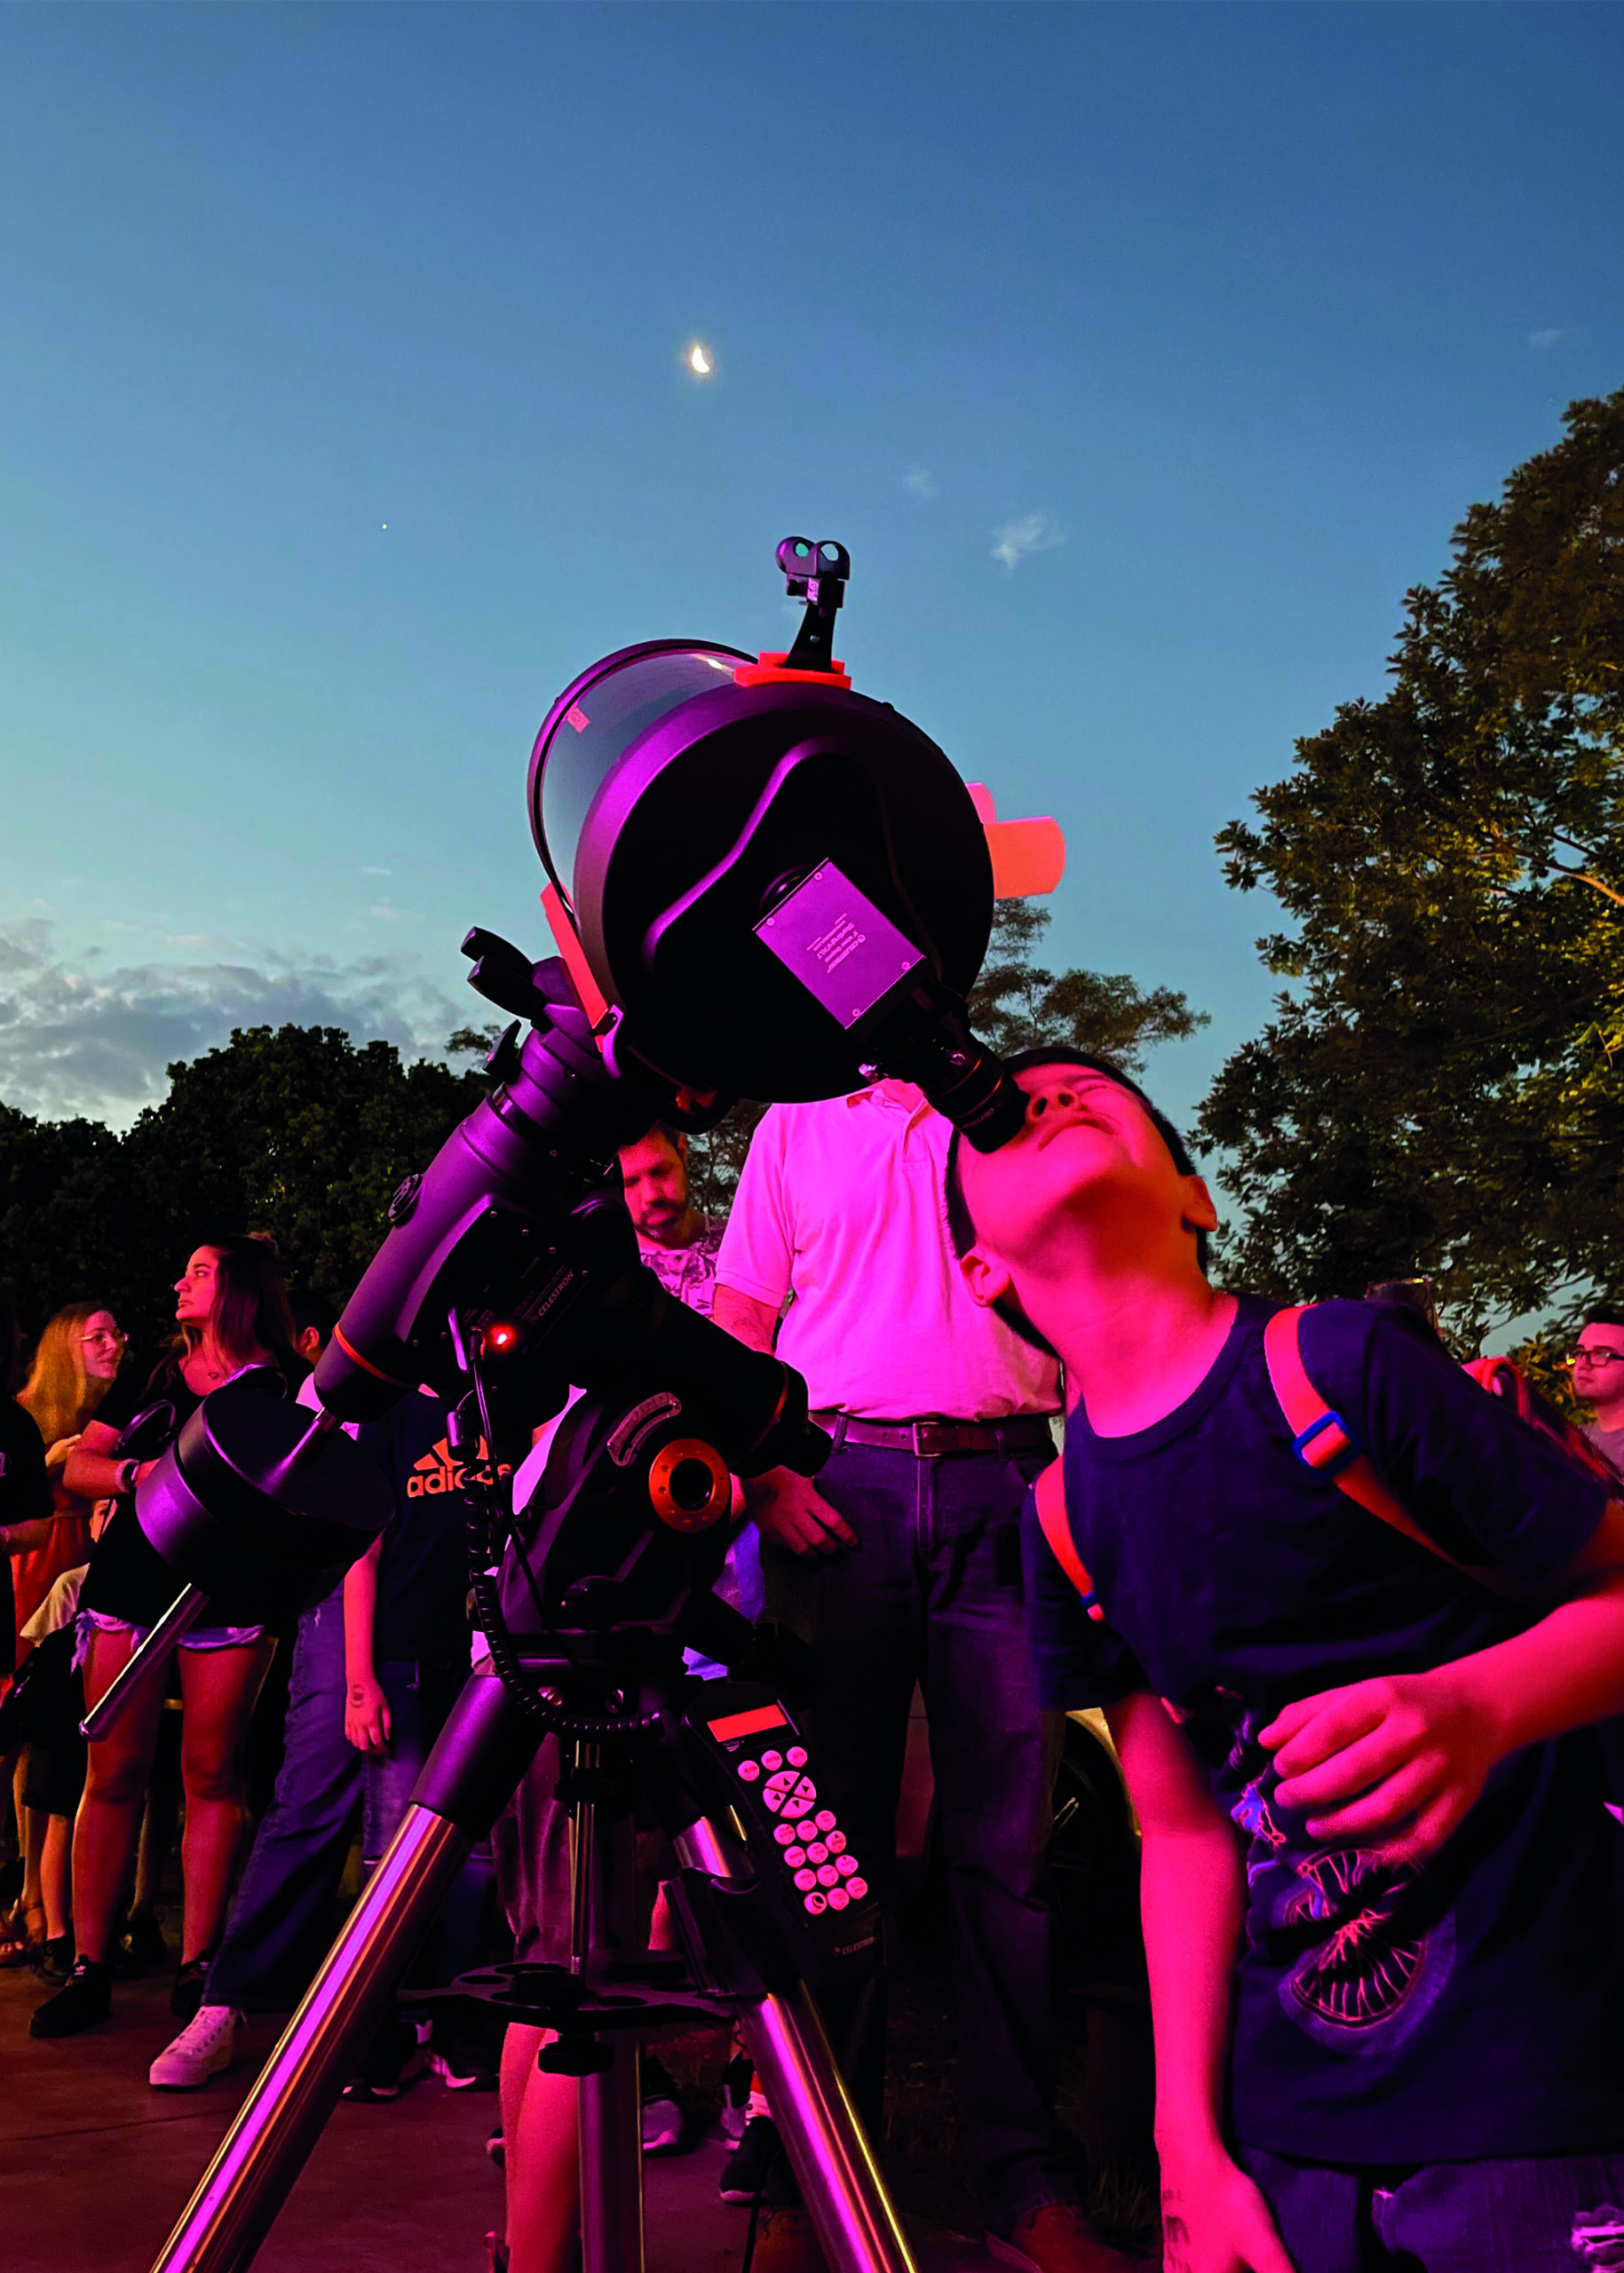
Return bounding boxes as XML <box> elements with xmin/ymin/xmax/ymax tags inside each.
<box><xmin>1158</xmin><ymin>2155</ymin><xmax>1297</xmax><ymax>2273</ymax></box>
<box><xmin>1260</xmin><ymin>1665</ymin><xmax>1501</xmax><ymax>1863</ymax></box>
<box><xmin>746</xmin><ymin>1467</ymin><xmax>859</xmax><ymax>1558</ymax></box>
<box><xmin>45</xmin><ymin>1433</ymin><xmax>82</xmax><ymax>1473</ymax></box>
<box><xmin>345</xmin><ymin>1675</ymin><xmax>392</xmax><ymax>1756</ymax></box>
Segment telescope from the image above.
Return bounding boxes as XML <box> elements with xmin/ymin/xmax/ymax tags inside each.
<box><xmin>107</xmin><ymin>537</ymin><xmax>1063</xmax><ymax>2273</ymax></box>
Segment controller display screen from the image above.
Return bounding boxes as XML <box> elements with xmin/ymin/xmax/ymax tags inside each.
<box><xmin>707</xmin><ymin>1703</ymin><xmax>789</xmax><ymax>1742</ymax></box>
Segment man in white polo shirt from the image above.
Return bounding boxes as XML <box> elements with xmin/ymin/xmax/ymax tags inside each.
<box><xmin>716</xmin><ymin>1079</ymin><xmax>1131</xmax><ymax>2273</ymax></box>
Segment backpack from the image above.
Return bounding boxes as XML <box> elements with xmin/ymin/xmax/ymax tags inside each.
<box><xmin>1031</xmin><ymin>1303</ymin><xmax>1620</xmax><ymax>1617</ymax></box>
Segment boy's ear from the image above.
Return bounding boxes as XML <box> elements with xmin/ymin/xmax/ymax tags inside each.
<box><xmin>959</xmin><ymin>1242</ymin><xmax>1015</xmax><ymax>1312</ymax></box>
<box><xmin>1180</xmin><ymin>1174</ymin><xmax>1220</xmax><ymax>1236</ymax></box>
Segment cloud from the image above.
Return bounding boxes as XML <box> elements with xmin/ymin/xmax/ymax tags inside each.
<box><xmin>361</xmin><ymin>865</ymin><xmax>392</xmax><ymax>877</ymax></box>
<box><xmin>992</xmin><ymin>511</ymin><xmax>1066</xmax><ymax>572</ymax></box>
<box><xmin>901</xmin><ymin>467</ymin><xmax>939</xmax><ymax>501</ymax></box>
<box><xmin>1527</xmin><ymin>327</ymin><xmax>1580</xmax><ymax>351</ymax></box>
<box><xmin>0</xmin><ymin>921</ymin><xmax>463</xmax><ymax>1128</ymax></box>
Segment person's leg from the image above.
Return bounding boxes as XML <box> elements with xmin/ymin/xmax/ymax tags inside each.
<box><xmin>919</xmin><ymin>1448</ymin><xmax>1075</xmax><ymax>2236</ymax></box>
<box><xmin>202</xmin><ymin>1596</ymin><xmax>361</xmax><ymax>2013</ymax></box>
<box><xmin>761</xmin><ymin>1443</ymin><xmax>923</xmax><ymax>2139</ymax></box>
<box><xmin>176</xmin><ymin>1636</ymin><xmax>278</xmax><ymax>1965</ymax></box>
<box><xmin>502</xmin><ymin>2024</ymin><xmax>580</xmax><ymax>2273</ymax></box>
<box><xmin>18</xmin><ymin>1782</ymin><xmax>46</xmax><ymax>1923</ymax></box>
<box><xmin>1382</xmin><ymin>2149</ymin><xmax>1624</xmax><ymax>2272</ymax></box>
<box><xmin>70</xmin><ymin>1626</ymin><xmax>166</xmax><ymax>1963</ymax></box>
<box><xmin>130</xmin><ymin>1707</ymin><xmax>183</xmax><ymax>1932</ymax></box>
<box><xmin>32</xmin><ymin>1625</ymin><xmax>165</xmax><ymax>2031</ymax></box>
<box><xmin>40</xmin><ymin>1811</ymin><xmax>72</xmax><ymax>1942</ymax></box>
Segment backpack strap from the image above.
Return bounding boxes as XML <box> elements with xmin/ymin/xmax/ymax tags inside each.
<box><xmin>1034</xmin><ymin>1461</ymin><xmax>1105</xmax><ymax>1622</ymax></box>
<box><xmin>1263</xmin><ymin>1303</ymin><xmax>1496</xmax><ymax>1583</ymax></box>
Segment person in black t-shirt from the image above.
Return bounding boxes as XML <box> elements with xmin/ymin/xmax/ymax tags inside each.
<box><xmin>33</xmin><ymin>1238</ymin><xmax>305</xmax><ymax>2041</ymax></box>
<box><xmin>147</xmin><ymin>1381</ymin><xmax>499</xmax><ymax>2095</ymax></box>
<box><xmin>948</xmin><ymin>1049</ymin><xmax>1624</xmax><ymax>2273</ymax></box>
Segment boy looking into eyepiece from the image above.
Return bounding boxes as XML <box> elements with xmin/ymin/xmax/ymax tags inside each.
<box><xmin>949</xmin><ymin>1050</ymin><xmax>1624</xmax><ymax>2273</ymax></box>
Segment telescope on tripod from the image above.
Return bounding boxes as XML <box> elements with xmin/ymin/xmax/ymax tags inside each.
<box><xmin>97</xmin><ymin>536</ymin><xmax>1064</xmax><ymax>2273</ymax></box>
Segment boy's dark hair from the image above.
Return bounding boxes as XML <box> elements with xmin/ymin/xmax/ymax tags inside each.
<box><xmin>1583</xmin><ymin>1305</ymin><xmax>1624</xmax><ymax>1334</ymax></box>
<box><xmin>1364</xmin><ymin>1278</ymin><xmax>1442</xmax><ymax>1341</ymax></box>
<box><xmin>944</xmin><ymin>1048</ymin><xmax>1210</xmax><ymax>1356</ymax></box>
<box><xmin>287</xmin><ymin>1285</ymin><xmax>339</xmax><ymax>1346</ymax></box>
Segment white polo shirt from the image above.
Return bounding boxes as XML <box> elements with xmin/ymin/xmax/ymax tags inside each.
<box><xmin>716</xmin><ymin>1085</ymin><xmax>1059</xmax><ymax>1422</ymax></box>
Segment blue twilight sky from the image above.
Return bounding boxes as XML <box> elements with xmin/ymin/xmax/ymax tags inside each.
<box><xmin>2</xmin><ymin>2</ymin><xmax>1620</xmax><ymax>1157</ymax></box>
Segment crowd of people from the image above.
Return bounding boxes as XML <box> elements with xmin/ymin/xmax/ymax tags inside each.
<box><xmin>4</xmin><ymin>1056</ymin><xmax>1624</xmax><ymax>2273</ymax></box>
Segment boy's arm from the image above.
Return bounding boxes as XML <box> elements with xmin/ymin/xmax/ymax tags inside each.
<box><xmin>1265</xmin><ymin>1498</ymin><xmax>1624</xmax><ymax>1859</ymax></box>
<box><xmin>1105</xmin><ymin>1692</ymin><xmax>1295</xmax><ymax>2273</ymax></box>
<box><xmin>343</xmin><ymin>1535</ymin><xmax>391</xmax><ymax>1756</ymax></box>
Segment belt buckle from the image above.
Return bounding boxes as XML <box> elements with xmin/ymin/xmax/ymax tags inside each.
<box><xmin>910</xmin><ymin>1421</ymin><xmax>928</xmax><ymax>1458</ymax></box>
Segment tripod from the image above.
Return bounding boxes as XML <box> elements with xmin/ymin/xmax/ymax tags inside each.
<box><xmin>147</xmin><ymin>1643</ymin><xmax>918</xmax><ymax>2273</ymax></box>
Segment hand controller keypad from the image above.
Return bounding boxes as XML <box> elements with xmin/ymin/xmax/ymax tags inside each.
<box><xmin>735</xmin><ymin>1743</ymin><xmax>868</xmax><ymax>1912</ymax></box>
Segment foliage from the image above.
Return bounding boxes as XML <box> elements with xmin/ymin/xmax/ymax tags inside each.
<box><xmin>1198</xmin><ymin>389</ymin><xmax>1624</xmax><ymax>1348</ymax></box>
<box><xmin>685</xmin><ymin>1099</ymin><xmax>769</xmax><ymax>1224</ymax></box>
<box><xmin>0</xmin><ymin>1027</ymin><xmax>484</xmax><ymax>1357</ymax></box>
<box><xmin>969</xmin><ymin>901</ymin><xmax>1208</xmax><ymax>1074</ymax></box>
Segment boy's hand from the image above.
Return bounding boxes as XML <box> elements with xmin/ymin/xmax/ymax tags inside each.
<box><xmin>345</xmin><ymin>1675</ymin><xmax>392</xmax><ymax>1756</ymax></box>
<box><xmin>1159</xmin><ymin>2154</ymin><xmax>1297</xmax><ymax>2273</ymax></box>
<box><xmin>1260</xmin><ymin>1665</ymin><xmax>1500</xmax><ymax>1861</ymax></box>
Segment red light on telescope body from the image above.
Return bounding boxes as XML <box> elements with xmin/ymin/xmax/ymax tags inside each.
<box><xmin>484</xmin><ymin>1323</ymin><xmax>519</xmax><ymax>1355</ymax></box>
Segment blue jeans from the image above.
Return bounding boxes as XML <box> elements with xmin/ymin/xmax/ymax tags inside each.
<box><xmin>762</xmin><ymin>1440</ymin><xmax>1072</xmax><ymax>2232</ymax></box>
<box><xmin>1237</xmin><ymin>2142</ymin><xmax>1624</xmax><ymax>2270</ymax></box>
<box><xmin>208</xmin><ymin>1596</ymin><xmax>487</xmax><ymax>2014</ymax></box>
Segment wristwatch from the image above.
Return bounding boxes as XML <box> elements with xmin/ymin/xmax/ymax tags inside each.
<box><xmin>118</xmin><ymin>1457</ymin><xmax>142</xmax><ymax>1495</ymax></box>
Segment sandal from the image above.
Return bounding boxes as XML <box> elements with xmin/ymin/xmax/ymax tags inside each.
<box><xmin>0</xmin><ymin>1901</ymin><xmax>47</xmax><ymax>1968</ymax></box>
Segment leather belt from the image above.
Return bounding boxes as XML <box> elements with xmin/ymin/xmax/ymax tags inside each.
<box><xmin>810</xmin><ymin>1411</ymin><xmax>1056</xmax><ymax>1459</ymax></box>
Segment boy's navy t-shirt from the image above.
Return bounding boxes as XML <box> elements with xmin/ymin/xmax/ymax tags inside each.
<box><xmin>1026</xmin><ymin>1294</ymin><xmax>1624</xmax><ymax>2165</ymax></box>
<box><xmin>353</xmin><ymin>1390</ymin><xmax>493</xmax><ymax>1661</ymax></box>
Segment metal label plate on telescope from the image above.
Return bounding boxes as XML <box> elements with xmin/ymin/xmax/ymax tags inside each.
<box><xmin>755</xmin><ymin>859</ymin><xmax>926</xmax><ymax>1034</ymax></box>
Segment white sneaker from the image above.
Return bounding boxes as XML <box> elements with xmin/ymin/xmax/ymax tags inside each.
<box><xmin>149</xmin><ymin>2002</ymin><xmax>243</xmax><ymax>2089</ymax></box>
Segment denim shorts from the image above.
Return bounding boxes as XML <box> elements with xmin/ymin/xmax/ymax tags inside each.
<box><xmin>75</xmin><ymin>1608</ymin><xmax>267</xmax><ymax>1672</ymax></box>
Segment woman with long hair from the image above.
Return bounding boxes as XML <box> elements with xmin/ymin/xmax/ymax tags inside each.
<box><xmin>2</xmin><ymin>1304</ymin><xmax>126</xmax><ymax>1968</ymax></box>
<box><xmin>15</xmin><ymin>1303</ymin><xmax>125</xmax><ymax>1641</ymax></box>
<box><xmin>32</xmin><ymin>1238</ymin><xmax>305</xmax><ymax>2039</ymax></box>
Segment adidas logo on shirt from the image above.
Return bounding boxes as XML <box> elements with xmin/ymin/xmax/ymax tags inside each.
<box><xmin>406</xmin><ymin>1437</ymin><xmax>512</xmax><ymax>1498</ymax></box>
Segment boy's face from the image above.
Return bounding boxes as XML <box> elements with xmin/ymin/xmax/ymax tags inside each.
<box><xmin>956</xmin><ymin>1061</ymin><xmax>1216</xmax><ymax>1311</ymax></box>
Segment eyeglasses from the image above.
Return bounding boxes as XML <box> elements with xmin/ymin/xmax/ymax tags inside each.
<box><xmin>83</xmin><ymin>1328</ymin><xmax>125</xmax><ymax>1348</ymax></box>
<box><xmin>1571</xmin><ymin>1348</ymin><xmax>1624</xmax><ymax>1367</ymax></box>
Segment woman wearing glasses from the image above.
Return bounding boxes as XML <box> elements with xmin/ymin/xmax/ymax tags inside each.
<box><xmin>1574</xmin><ymin>1309</ymin><xmax>1624</xmax><ymax>1479</ymax></box>
<box><xmin>13</xmin><ymin>1305</ymin><xmax>127</xmax><ymax>1642</ymax></box>
<box><xmin>2</xmin><ymin>1305</ymin><xmax>129</xmax><ymax>1968</ymax></box>
<box><xmin>32</xmin><ymin>1239</ymin><xmax>305</xmax><ymax>2040</ymax></box>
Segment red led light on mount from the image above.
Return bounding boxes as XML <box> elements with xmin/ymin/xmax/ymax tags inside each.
<box><xmin>483</xmin><ymin>1323</ymin><xmax>519</xmax><ymax>1355</ymax></box>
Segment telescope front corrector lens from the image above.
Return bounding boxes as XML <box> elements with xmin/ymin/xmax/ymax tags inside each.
<box><xmin>527</xmin><ymin>639</ymin><xmax>997</xmax><ymax>1107</ymax></box>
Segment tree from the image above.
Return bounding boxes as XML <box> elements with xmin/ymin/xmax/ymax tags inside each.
<box><xmin>118</xmin><ymin>1026</ymin><xmax>486</xmax><ymax>1329</ymax></box>
<box><xmin>685</xmin><ymin>900</ymin><xmax>1207</xmax><ymax>1217</ymax></box>
<box><xmin>0</xmin><ymin>1104</ymin><xmax>147</xmax><ymax>1347</ymax></box>
<box><xmin>968</xmin><ymin>900</ymin><xmax>1208</xmax><ymax>1073</ymax></box>
<box><xmin>1198</xmin><ymin>389</ymin><xmax>1624</xmax><ymax>1345</ymax></box>
<box><xmin>0</xmin><ymin>1027</ymin><xmax>486</xmax><ymax>1353</ymax></box>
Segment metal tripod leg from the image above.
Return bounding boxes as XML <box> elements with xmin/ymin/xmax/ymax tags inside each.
<box><xmin>572</xmin><ymin>1770</ymin><xmax>645</xmax><ymax>2273</ymax></box>
<box><xmin>150</xmin><ymin>1666</ymin><xmax>545</xmax><ymax>2273</ymax></box>
<box><xmin>676</xmin><ymin>1821</ymin><xmax>918</xmax><ymax>2273</ymax></box>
